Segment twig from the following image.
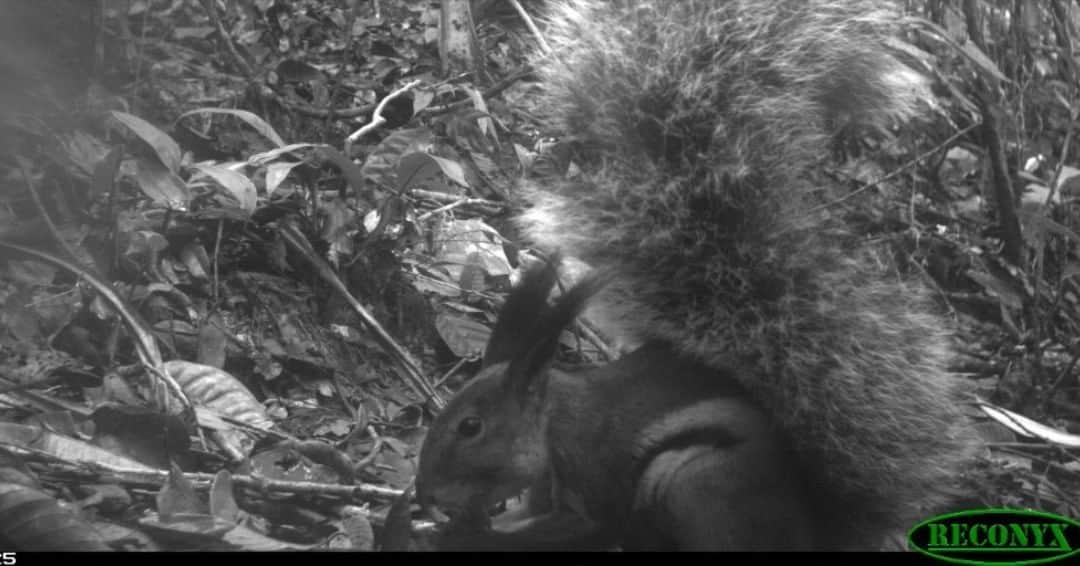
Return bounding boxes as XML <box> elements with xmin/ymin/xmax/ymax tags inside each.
<box><xmin>975</xmin><ymin>89</ymin><xmax>1024</xmax><ymax>267</ymax></box>
<box><xmin>34</xmin><ymin>460</ymin><xmax>436</xmax><ymax>533</ymax></box>
<box><xmin>416</xmin><ymin>196</ymin><xmax>504</xmax><ymax>221</ymax></box>
<box><xmin>431</xmin><ymin>357</ymin><xmax>471</xmax><ymax>390</ymax></box>
<box><xmin>345</xmin><ymin>80</ymin><xmax>422</xmax><ymax>155</ymax></box>
<box><xmin>212</xmin><ymin>218</ymin><xmax>223</xmax><ymax>304</ymax></box>
<box><xmin>509</xmin><ymin>0</ymin><xmax>551</xmax><ymax>55</ymax></box>
<box><xmin>425</xmin><ymin>67</ymin><xmax>535</xmax><ymax>116</ymax></box>
<box><xmin>353</xmin><ymin>425</ymin><xmax>385</xmax><ymax>470</ymax></box>
<box><xmin>276</xmin><ymin>222</ymin><xmax>443</xmax><ymax>408</ymax></box>
<box><xmin>411</xmin><ymin>188</ymin><xmax>503</xmax><ymax>209</ymax></box>
<box><xmin>41</xmin><ymin>458</ymin><xmax>401</xmax><ymax>499</ymax></box>
<box><xmin>201</xmin><ymin>0</ymin><xmax>254</xmax><ymax>78</ymax></box>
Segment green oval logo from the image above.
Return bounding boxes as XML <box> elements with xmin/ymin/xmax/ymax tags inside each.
<box><xmin>909</xmin><ymin>508</ymin><xmax>1080</xmax><ymax>565</ymax></box>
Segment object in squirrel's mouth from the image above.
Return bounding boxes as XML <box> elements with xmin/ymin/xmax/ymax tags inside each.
<box><xmin>425</xmin><ymin>493</ymin><xmax>521</xmax><ymax>528</ymax></box>
<box><xmin>424</xmin><ymin>504</ymin><xmax>452</xmax><ymax>524</ymax></box>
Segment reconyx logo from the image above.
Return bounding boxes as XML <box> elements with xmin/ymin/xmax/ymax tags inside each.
<box><xmin>908</xmin><ymin>509</ymin><xmax>1080</xmax><ymax>565</ymax></box>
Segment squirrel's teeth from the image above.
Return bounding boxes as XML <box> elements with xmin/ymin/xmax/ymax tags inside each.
<box><xmin>489</xmin><ymin>492</ymin><xmax>525</xmax><ymax>516</ymax></box>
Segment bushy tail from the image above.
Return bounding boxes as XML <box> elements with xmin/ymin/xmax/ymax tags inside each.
<box><xmin>520</xmin><ymin>0</ymin><xmax>978</xmax><ymax>546</ymax></box>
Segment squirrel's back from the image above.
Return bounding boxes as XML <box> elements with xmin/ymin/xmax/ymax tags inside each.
<box><xmin>520</xmin><ymin>0</ymin><xmax>979</xmax><ymax>545</ymax></box>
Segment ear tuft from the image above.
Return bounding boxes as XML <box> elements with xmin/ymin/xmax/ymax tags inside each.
<box><xmin>483</xmin><ymin>254</ymin><xmax>563</xmax><ymax>367</ymax></box>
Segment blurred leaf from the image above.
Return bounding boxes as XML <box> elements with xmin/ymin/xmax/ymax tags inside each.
<box><xmin>165</xmin><ymin>361</ymin><xmax>274</xmax><ymax>431</ymax></box>
<box><xmin>197</xmin><ymin>313</ymin><xmax>227</xmax><ymax>369</ymax></box>
<box><xmin>157</xmin><ymin>462</ymin><xmax>206</xmax><ymax>519</ymax></box>
<box><xmin>221</xmin><ymin>523</ymin><xmax>307</xmax><ymax>550</ymax></box>
<box><xmin>432</xmin><ymin>218</ymin><xmax>511</xmax><ymax>281</ymax></box>
<box><xmin>0</xmin><ymin>448</ymin><xmax>40</xmax><ymax>490</ymax></box>
<box><xmin>342</xmin><ymin>507</ymin><xmax>375</xmax><ymax>551</ymax></box>
<box><xmin>111</xmin><ymin>111</ymin><xmax>182</xmax><ymax>173</ymax></box>
<box><xmin>0</xmin><ymin>422</ymin><xmax>157</xmax><ymax>472</ymax></box>
<box><xmin>396</xmin><ymin>152</ymin><xmax>468</xmax><ymax>192</ymax></box>
<box><xmin>56</xmin><ymin>131</ymin><xmax>111</xmax><ymax>178</ymax></box>
<box><xmin>91</xmin><ymin>147</ymin><xmax>124</xmax><ymax>198</ymax></box>
<box><xmin>137</xmin><ymin>512</ymin><xmax>236</xmax><ymax>548</ymax></box>
<box><xmin>249</xmin><ymin>444</ymin><xmax>342</xmax><ymax>484</ymax></box>
<box><xmin>957</xmin><ymin>39</ymin><xmax>1008</xmax><ymax>83</ymax></box>
<box><xmin>977</xmin><ymin>402</ymin><xmax>1080</xmax><ymax>448</ymax></box>
<box><xmin>360</xmin><ymin>128</ymin><xmax>435</xmax><ymax>188</ymax></box>
<box><xmin>435</xmin><ymin>313</ymin><xmax>489</xmax><ymax>359</ymax></box>
<box><xmin>1018</xmin><ymin>209</ymin><xmax>1080</xmax><ymax>246</ymax></box>
<box><xmin>2</xmin><ymin>288</ymin><xmax>42</xmax><ymax>342</ymax></box>
<box><xmin>1054</xmin><ymin>165</ymin><xmax>1080</xmax><ymax>194</ymax></box>
<box><xmin>513</xmin><ymin>142</ymin><xmax>536</xmax><ymax>172</ymax></box>
<box><xmin>0</xmin><ymin>483</ymin><xmax>112</xmax><ymax>550</ymax></box>
<box><xmin>4</xmin><ymin>259</ymin><xmax>58</xmax><ymax>286</ymax></box>
<box><xmin>917</xmin><ymin>19</ymin><xmax>1008</xmax><ymax>83</ymax></box>
<box><xmin>130</xmin><ymin>158</ymin><xmax>191</xmax><ymax>209</ymax></box>
<box><xmin>274</xmin><ymin>59</ymin><xmax>324</xmax><ymax>83</ymax></box>
<box><xmin>410</xmin><ymin>272</ymin><xmax>462</xmax><ymax>298</ymax></box>
<box><xmin>179</xmin><ymin>242</ymin><xmax>211</xmax><ymax>280</ymax></box>
<box><xmin>191</xmin><ymin>163</ymin><xmax>258</xmax><ymax>214</ymax></box>
<box><xmin>412</xmin><ymin>88</ymin><xmax>434</xmax><ymax>114</ymax></box>
<box><xmin>458</xmin><ymin>252</ymin><xmax>485</xmax><ymax>292</ymax></box>
<box><xmin>209</xmin><ymin>470</ymin><xmax>239</xmax><ymax>523</ymax></box>
<box><xmin>966</xmin><ymin>269</ymin><xmax>1024</xmax><ymax>310</ymax></box>
<box><xmin>265</xmin><ymin>161</ymin><xmax>302</xmax><ymax>195</ymax></box>
<box><xmin>178</xmin><ymin>108</ymin><xmax>287</xmax><ymax>148</ymax></box>
<box><xmin>317</xmin><ymin>145</ymin><xmax>372</xmax><ymax>199</ymax></box>
<box><xmin>1063</xmin><ymin>261</ymin><xmax>1080</xmax><ymax>281</ymax></box>
<box><xmin>249</xmin><ymin>142</ymin><xmax>323</xmax><ymax>165</ymax></box>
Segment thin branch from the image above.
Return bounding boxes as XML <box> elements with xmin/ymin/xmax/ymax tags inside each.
<box><xmin>345</xmin><ymin>80</ymin><xmax>422</xmax><ymax>155</ymax></box>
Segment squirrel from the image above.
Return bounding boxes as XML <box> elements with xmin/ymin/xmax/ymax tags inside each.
<box><xmin>416</xmin><ymin>0</ymin><xmax>980</xmax><ymax>551</ymax></box>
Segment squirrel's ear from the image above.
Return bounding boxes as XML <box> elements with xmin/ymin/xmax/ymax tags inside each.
<box><xmin>505</xmin><ymin>273</ymin><xmax>604</xmax><ymax>402</ymax></box>
<box><xmin>483</xmin><ymin>255</ymin><xmax>562</xmax><ymax>368</ymax></box>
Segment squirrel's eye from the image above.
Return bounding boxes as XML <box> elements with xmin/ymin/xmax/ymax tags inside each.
<box><xmin>457</xmin><ymin>416</ymin><xmax>483</xmax><ymax>438</ymax></box>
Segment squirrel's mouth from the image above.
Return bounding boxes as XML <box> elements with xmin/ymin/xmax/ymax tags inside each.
<box><xmin>418</xmin><ymin>475</ymin><xmax>528</xmax><ymax>525</ymax></box>
<box><xmin>422</xmin><ymin>492</ymin><xmax>524</xmax><ymax>530</ymax></box>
